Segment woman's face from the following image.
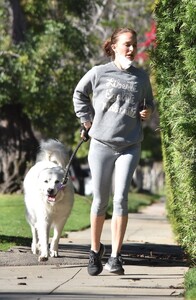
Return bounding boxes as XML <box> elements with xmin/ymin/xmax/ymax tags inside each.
<box><xmin>112</xmin><ymin>32</ymin><xmax>137</xmax><ymax>61</ymax></box>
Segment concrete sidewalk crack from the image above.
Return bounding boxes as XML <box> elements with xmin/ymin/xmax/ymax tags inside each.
<box><xmin>49</xmin><ymin>268</ymin><xmax>82</xmax><ymax>294</ymax></box>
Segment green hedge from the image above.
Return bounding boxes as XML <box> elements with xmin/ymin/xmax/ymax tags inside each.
<box><xmin>184</xmin><ymin>267</ymin><xmax>196</xmax><ymax>299</ymax></box>
<box><xmin>152</xmin><ymin>0</ymin><xmax>196</xmax><ymax>260</ymax></box>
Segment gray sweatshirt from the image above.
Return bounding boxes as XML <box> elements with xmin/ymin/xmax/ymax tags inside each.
<box><xmin>73</xmin><ymin>62</ymin><xmax>154</xmax><ymax>151</ymax></box>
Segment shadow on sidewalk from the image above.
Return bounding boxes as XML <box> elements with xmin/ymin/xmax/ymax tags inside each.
<box><xmin>121</xmin><ymin>243</ymin><xmax>188</xmax><ymax>267</ymax></box>
<box><xmin>60</xmin><ymin>242</ymin><xmax>188</xmax><ymax>267</ymax></box>
<box><xmin>0</xmin><ymin>242</ymin><xmax>188</xmax><ymax>267</ymax></box>
<box><xmin>54</xmin><ymin>242</ymin><xmax>188</xmax><ymax>268</ymax></box>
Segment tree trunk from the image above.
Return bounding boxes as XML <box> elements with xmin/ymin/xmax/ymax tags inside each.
<box><xmin>0</xmin><ymin>104</ymin><xmax>39</xmax><ymax>193</ymax></box>
<box><xmin>9</xmin><ymin>0</ymin><xmax>26</xmax><ymax>44</ymax></box>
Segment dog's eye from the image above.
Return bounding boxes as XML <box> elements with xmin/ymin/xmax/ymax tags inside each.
<box><xmin>55</xmin><ymin>180</ymin><xmax>60</xmax><ymax>184</ymax></box>
<box><xmin>44</xmin><ymin>180</ymin><xmax>48</xmax><ymax>183</ymax></box>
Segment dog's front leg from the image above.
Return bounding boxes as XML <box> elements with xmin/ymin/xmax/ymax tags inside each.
<box><xmin>31</xmin><ymin>225</ymin><xmax>39</xmax><ymax>254</ymax></box>
<box><xmin>50</xmin><ymin>221</ymin><xmax>65</xmax><ymax>257</ymax></box>
<box><xmin>37</xmin><ymin>221</ymin><xmax>50</xmax><ymax>262</ymax></box>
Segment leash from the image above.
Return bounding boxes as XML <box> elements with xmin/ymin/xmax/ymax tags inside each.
<box><xmin>61</xmin><ymin>126</ymin><xmax>90</xmax><ymax>186</ymax></box>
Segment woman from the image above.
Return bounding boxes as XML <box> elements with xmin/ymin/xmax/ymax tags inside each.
<box><xmin>73</xmin><ymin>28</ymin><xmax>154</xmax><ymax>276</ymax></box>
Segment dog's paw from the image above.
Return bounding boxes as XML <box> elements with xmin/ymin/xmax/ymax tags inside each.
<box><xmin>38</xmin><ymin>250</ymin><xmax>49</xmax><ymax>262</ymax></box>
<box><xmin>38</xmin><ymin>255</ymin><xmax>48</xmax><ymax>262</ymax></box>
<box><xmin>50</xmin><ymin>250</ymin><xmax>58</xmax><ymax>257</ymax></box>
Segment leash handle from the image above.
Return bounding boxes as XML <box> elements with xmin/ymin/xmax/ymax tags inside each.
<box><xmin>80</xmin><ymin>125</ymin><xmax>90</xmax><ymax>142</ymax></box>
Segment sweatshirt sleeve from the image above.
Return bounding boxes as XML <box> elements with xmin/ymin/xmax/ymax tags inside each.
<box><xmin>73</xmin><ymin>67</ymin><xmax>96</xmax><ymax>124</ymax></box>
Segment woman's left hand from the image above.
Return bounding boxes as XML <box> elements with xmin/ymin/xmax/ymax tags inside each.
<box><xmin>140</xmin><ymin>108</ymin><xmax>152</xmax><ymax>121</ymax></box>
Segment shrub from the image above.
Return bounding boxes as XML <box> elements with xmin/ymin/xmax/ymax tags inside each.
<box><xmin>184</xmin><ymin>268</ymin><xmax>196</xmax><ymax>300</ymax></box>
<box><xmin>152</xmin><ymin>0</ymin><xmax>196</xmax><ymax>259</ymax></box>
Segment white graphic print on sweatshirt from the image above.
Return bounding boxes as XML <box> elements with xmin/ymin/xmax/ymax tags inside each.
<box><xmin>102</xmin><ymin>77</ymin><xmax>137</xmax><ymax>118</ymax></box>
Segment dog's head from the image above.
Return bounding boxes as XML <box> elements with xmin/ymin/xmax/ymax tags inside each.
<box><xmin>38</xmin><ymin>166</ymin><xmax>65</xmax><ymax>204</ymax></box>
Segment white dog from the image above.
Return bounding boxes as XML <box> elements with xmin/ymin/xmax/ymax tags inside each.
<box><xmin>23</xmin><ymin>139</ymin><xmax>74</xmax><ymax>262</ymax></box>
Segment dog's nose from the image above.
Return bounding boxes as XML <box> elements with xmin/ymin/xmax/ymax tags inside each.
<box><xmin>47</xmin><ymin>188</ymin><xmax>54</xmax><ymax>195</ymax></box>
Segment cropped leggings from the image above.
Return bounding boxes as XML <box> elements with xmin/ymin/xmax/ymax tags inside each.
<box><xmin>88</xmin><ymin>139</ymin><xmax>141</xmax><ymax>216</ymax></box>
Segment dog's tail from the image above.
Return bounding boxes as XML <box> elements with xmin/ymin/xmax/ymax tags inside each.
<box><xmin>36</xmin><ymin>139</ymin><xmax>68</xmax><ymax>168</ymax></box>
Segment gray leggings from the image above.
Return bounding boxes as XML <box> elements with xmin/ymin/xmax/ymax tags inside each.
<box><xmin>88</xmin><ymin>139</ymin><xmax>141</xmax><ymax>216</ymax></box>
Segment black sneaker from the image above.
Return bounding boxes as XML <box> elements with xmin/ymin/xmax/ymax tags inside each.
<box><xmin>104</xmin><ymin>254</ymin><xmax>124</xmax><ymax>275</ymax></box>
<box><xmin>87</xmin><ymin>243</ymin><xmax>105</xmax><ymax>276</ymax></box>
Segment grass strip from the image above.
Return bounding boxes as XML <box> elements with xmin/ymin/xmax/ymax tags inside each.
<box><xmin>0</xmin><ymin>192</ymin><xmax>159</xmax><ymax>251</ymax></box>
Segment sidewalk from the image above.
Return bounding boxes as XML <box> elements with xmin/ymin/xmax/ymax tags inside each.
<box><xmin>0</xmin><ymin>200</ymin><xmax>188</xmax><ymax>300</ymax></box>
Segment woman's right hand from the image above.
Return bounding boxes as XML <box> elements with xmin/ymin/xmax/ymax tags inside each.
<box><xmin>139</xmin><ymin>108</ymin><xmax>152</xmax><ymax>121</ymax></box>
<box><xmin>81</xmin><ymin>121</ymin><xmax>92</xmax><ymax>141</ymax></box>
<box><xmin>83</xmin><ymin>121</ymin><xmax>92</xmax><ymax>130</ymax></box>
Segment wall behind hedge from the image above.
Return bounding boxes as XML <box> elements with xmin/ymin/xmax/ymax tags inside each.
<box><xmin>152</xmin><ymin>0</ymin><xmax>196</xmax><ymax>260</ymax></box>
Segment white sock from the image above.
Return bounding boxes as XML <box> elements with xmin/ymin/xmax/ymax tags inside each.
<box><xmin>111</xmin><ymin>253</ymin><xmax>118</xmax><ymax>258</ymax></box>
<box><xmin>91</xmin><ymin>248</ymin><xmax>98</xmax><ymax>253</ymax></box>
<box><xmin>91</xmin><ymin>245</ymin><xmax>100</xmax><ymax>253</ymax></box>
